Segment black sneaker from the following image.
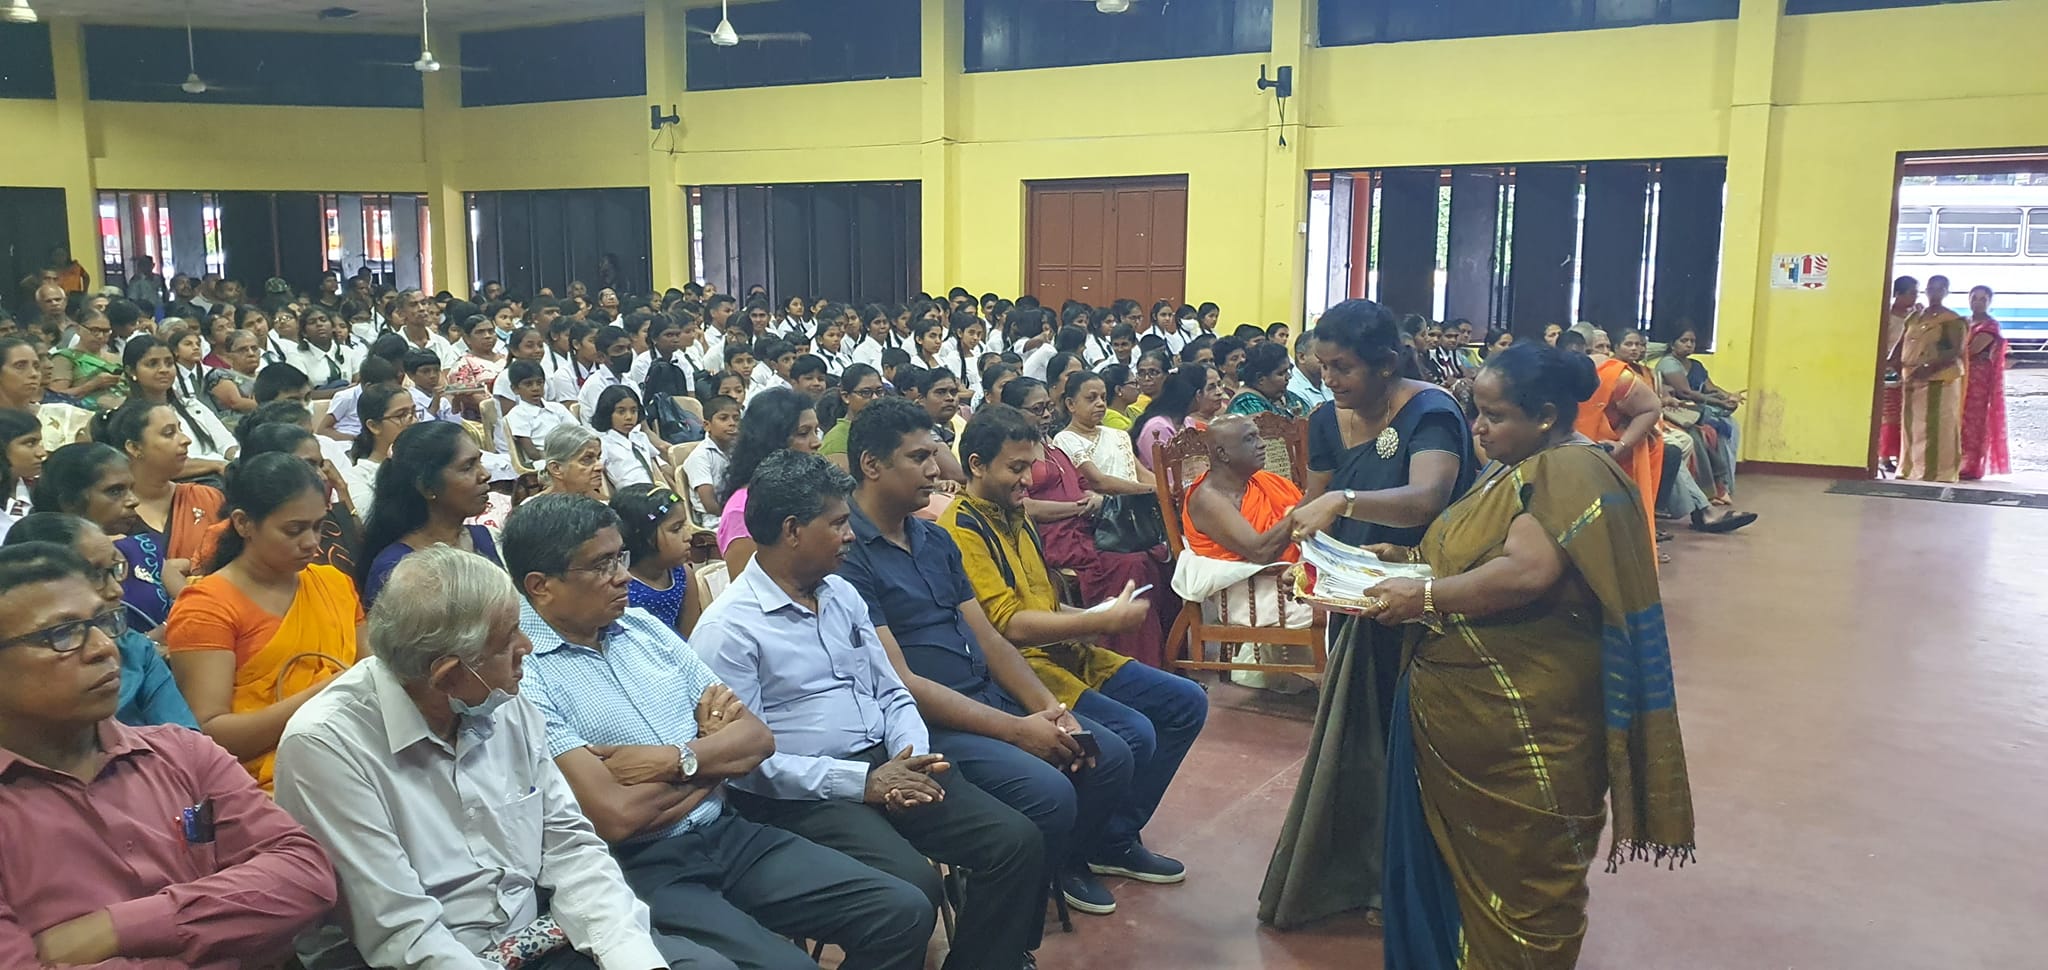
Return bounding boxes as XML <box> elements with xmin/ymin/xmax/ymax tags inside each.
<box><xmin>1059</xmin><ymin>869</ymin><xmax>1117</xmax><ymax>915</ymax></box>
<box><xmin>1088</xmin><ymin>842</ymin><xmax>1187</xmax><ymax>885</ymax></box>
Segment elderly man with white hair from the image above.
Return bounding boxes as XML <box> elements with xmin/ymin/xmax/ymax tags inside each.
<box><xmin>275</xmin><ymin>546</ymin><xmax>721</xmax><ymax>969</ymax></box>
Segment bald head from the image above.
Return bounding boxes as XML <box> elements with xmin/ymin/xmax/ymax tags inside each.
<box><xmin>1207</xmin><ymin>413</ymin><xmax>1266</xmax><ymax>478</ymax></box>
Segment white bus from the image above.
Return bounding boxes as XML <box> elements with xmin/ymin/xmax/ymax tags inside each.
<box><xmin>1894</xmin><ymin>181</ymin><xmax>2048</xmax><ymax>356</ymax></box>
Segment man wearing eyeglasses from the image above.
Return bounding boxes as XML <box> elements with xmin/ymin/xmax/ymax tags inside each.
<box><xmin>500</xmin><ymin>494</ymin><xmax>935</xmax><ymax>970</ymax></box>
<box><xmin>0</xmin><ymin>541</ymin><xmax>338</xmax><ymax>969</ymax></box>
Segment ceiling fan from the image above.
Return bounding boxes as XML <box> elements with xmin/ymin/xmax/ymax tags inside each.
<box><xmin>365</xmin><ymin>0</ymin><xmax>485</xmax><ymax>72</ymax></box>
<box><xmin>1</xmin><ymin>0</ymin><xmax>37</xmax><ymax>26</ymax></box>
<box><xmin>692</xmin><ymin>0</ymin><xmax>811</xmax><ymax>47</ymax></box>
<box><xmin>1082</xmin><ymin>0</ymin><xmax>1135</xmax><ymax>12</ymax></box>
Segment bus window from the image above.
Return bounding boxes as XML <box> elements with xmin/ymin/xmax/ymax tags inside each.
<box><xmin>1895</xmin><ymin>207</ymin><xmax>1930</xmax><ymax>256</ymax></box>
<box><xmin>2028</xmin><ymin>208</ymin><xmax>2048</xmax><ymax>257</ymax></box>
<box><xmin>1935</xmin><ymin>207</ymin><xmax>2022</xmax><ymax>256</ymax></box>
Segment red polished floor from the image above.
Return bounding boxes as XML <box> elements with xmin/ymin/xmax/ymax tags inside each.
<box><xmin>881</xmin><ymin>475</ymin><xmax>2048</xmax><ymax>968</ymax></box>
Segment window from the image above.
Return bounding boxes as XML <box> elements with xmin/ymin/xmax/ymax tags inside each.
<box><xmin>967</xmin><ymin>0</ymin><xmax>1271</xmax><ymax>72</ymax></box>
<box><xmin>1934</xmin><ymin>207</ymin><xmax>2021</xmax><ymax>256</ymax></box>
<box><xmin>2027</xmin><ymin>209</ymin><xmax>2048</xmax><ymax>257</ymax></box>
<box><xmin>1320</xmin><ymin>0</ymin><xmax>1736</xmax><ymax>46</ymax></box>
<box><xmin>1894</xmin><ymin>207</ymin><xmax>1930</xmax><ymax>256</ymax></box>
<box><xmin>686</xmin><ymin>0</ymin><xmax>919</xmax><ymax>91</ymax></box>
<box><xmin>0</xmin><ymin>23</ymin><xmax>55</xmax><ymax>99</ymax></box>
<box><xmin>1786</xmin><ymin>0</ymin><xmax>1991</xmax><ymax>13</ymax></box>
<box><xmin>461</xmin><ymin>17</ymin><xmax>646</xmax><ymax>106</ymax></box>
<box><xmin>84</xmin><ymin>26</ymin><xmax>422</xmax><ymax>108</ymax></box>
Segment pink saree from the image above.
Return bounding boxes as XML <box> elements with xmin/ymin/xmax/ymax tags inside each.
<box><xmin>1961</xmin><ymin>315</ymin><xmax>2009</xmax><ymax>481</ymax></box>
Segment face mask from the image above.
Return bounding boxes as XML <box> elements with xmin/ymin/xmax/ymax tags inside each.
<box><xmin>608</xmin><ymin>352</ymin><xmax>634</xmax><ymax>374</ymax></box>
<box><xmin>496</xmin><ymin>326</ymin><xmax>514</xmax><ymax>341</ymax></box>
<box><xmin>446</xmin><ymin>663</ymin><xmax>514</xmax><ymax>721</ymax></box>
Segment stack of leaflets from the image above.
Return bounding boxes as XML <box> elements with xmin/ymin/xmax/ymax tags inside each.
<box><xmin>1293</xmin><ymin>531</ymin><xmax>1434</xmax><ymax>614</ymax></box>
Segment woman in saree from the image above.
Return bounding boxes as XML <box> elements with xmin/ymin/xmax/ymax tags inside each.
<box><xmin>1226</xmin><ymin>342</ymin><xmax>1311</xmax><ymax>419</ymax></box>
<box><xmin>1657</xmin><ymin>327</ymin><xmax>1741</xmax><ymax>502</ymax></box>
<box><xmin>1005</xmin><ymin>377</ymin><xmax>1173</xmax><ymax>668</ymax></box>
<box><xmin>1132</xmin><ymin>364</ymin><xmax>1218</xmax><ymax>471</ymax></box>
<box><xmin>356</xmin><ymin>420</ymin><xmax>499</xmax><ymax>608</ymax></box>
<box><xmin>166</xmin><ymin>453</ymin><xmax>362</xmax><ymax>791</ymax></box>
<box><xmin>1897</xmin><ymin>275</ymin><xmax>1968</xmax><ymax>482</ymax></box>
<box><xmin>1960</xmin><ymin>285</ymin><xmax>2009</xmax><ymax>481</ymax></box>
<box><xmin>1259</xmin><ymin>299</ymin><xmax>1478</xmax><ymax>931</ymax></box>
<box><xmin>48</xmin><ymin>308</ymin><xmax>125</xmax><ymax>409</ymax></box>
<box><xmin>1570</xmin><ymin>327</ymin><xmax>1663</xmax><ymax>541</ymax></box>
<box><xmin>92</xmin><ymin>400</ymin><xmax>225</xmax><ymax>612</ymax></box>
<box><xmin>1357</xmin><ymin>341</ymin><xmax>1695</xmax><ymax>969</ymax></box>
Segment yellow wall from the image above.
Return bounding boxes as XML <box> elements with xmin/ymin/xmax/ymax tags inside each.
<box><xmin>9</xmin><ymin>1</ymin><xmax>2048</xmax><ymax>468</ymax></box>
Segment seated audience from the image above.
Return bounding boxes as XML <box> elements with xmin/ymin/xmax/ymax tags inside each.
<box><xmin>227</xmin><ymin>421</ymin><xmax>362</xmax><ymax>574</ymax></box>
<box><xmin>277</xmin><ymin>547</ymin><xmax>711</xmax><ymax>970</ymax></box>
<box><xmin>121</xmin><ymin>335</ymin><xmax>238</xmax><ymax>480</ymax></box>
<box><xmin>0</xmin><ymin>406</ymin><xmax>42</xmax><ymax>537</ymax></box>
<box><xmin>94</xmin><ymin>399</ymin><xmax>226</xmax><ymax>566</ymax></box>
<box><xmin>3</xmin><ymin>514</ymin><xmax>198</xmax><ymax>728</ymax></box>
<box><xmin>713</xmin><ymin>388</ymin><xmax>820</xmax><ymax>573</ymax></box>
<box><xmin>943</xmin><ymin>403</ymin><xmax>1209</xmax><ymax>891</ymax></box>
<box><xmin>613</xmin><ymin>483</ymin><xmax>699</xmax><ymax>638</ymax></box>
<box><xmin>540</xmin><ymin>423</ymin><xmax>611</xmax><ymax>502</ymax></box>
<box><xmin>202</xmin><ymin>328</ymin><xmax>264</xmax><ymax>426</ymax></box>
<box><xmin>1131</xmin><ymin>364</ymin><xmax>1221</xmax><ymax>471</ymax></box>
<box><xmin>819</xmin><ymin>363</ymin><xmax>883</xmax><ymax>470</ymax></box>
<box><xmin>500</xmin><ymin>493</ymin><xmax>937</xmax><ymax>969</ymax></box>
<box><xmin>166</xmin><ymin>453</ymin><xmax>362</xmax><ymax>790</ymax></box>
<box><xmin>1179</xmin><ymin>414</ymin><xmax>1315</xmax><ymax>691</ymax></box>
<box><xmin>577</xmin><ymin>325</ymin><xmax>637</xmax><ymax>423</ymax></box>
<box><xmin>32</xmin><ymin>442</ymin><xmax>171</xmax><ymax>626</ymax></box>
<box><xmin>357</xmin><ymin>421</ymin><xmax>500</xmax><ymax>607</ymax></box>
<box><xmin>1285</xmin><ymin>332</ymin><xmax>1334</xmax><ymax>409</ymax></box>
<box><xmin>0</xmin><ymin>335</ymin><xmax>46</xmax><ymax>412</ymax></box>
<box><xmin>0</xmin><ymin>544</ymin><xmax>337</xmax><ymax>970</ymax></box>
<box><xmin>403</xmin><ymin>348</ymin><xmax>461</xmax><ymax>424</ymax></box>
<box><xmin>693</xmin><ymin>451</ymin><xmax>1045</xmax><ymax>970</ymax></box>
<box><xmin>682</xmin><ymin>395</ymin><xmax>741</xmax><ymax>526</ymax></box>
<box><xmin>48</xmin><ymin>307</ymin><xmax>123</xmax><ymax>409</ymax></box>
<box><xmin>343</xmin><ymin>382</ymin><xmax>416</xmax><ymax>519</ymax></box>
<box><xmin>1227</xmin><ymin>342</ymin><xmax>1310</xmax><ymax>418</ymax></box>
<box><xmin>595</xmin><ymin>385</ymin><xmax>672</xmax><ymax>491</ymax></box>
<box><xmin>506</xmin><ymin>358</ymin><xmax>575</xmax><ymax>465</ymax></box>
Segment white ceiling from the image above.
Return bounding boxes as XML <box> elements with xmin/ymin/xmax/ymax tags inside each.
<box><xmin>27</xmin><ymin>0</ymin><xmax>666</xmax><ymax>31</ymax></box>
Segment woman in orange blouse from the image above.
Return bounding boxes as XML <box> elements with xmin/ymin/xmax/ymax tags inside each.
<box><xmin>93</xmin><ymin>400</ymin><xmax>224</xmax><ymax>583</ymax></box>
<box><xmin>166</xmin><ymin>453</ymin><xmax>361</xmax><ymax>790</ymax></box>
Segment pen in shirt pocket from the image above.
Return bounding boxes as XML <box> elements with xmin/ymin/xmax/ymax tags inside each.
<box><xmin>179</xmin><ymin>797</ymin><xmax>216</xmax><ymax>844</ymax></box>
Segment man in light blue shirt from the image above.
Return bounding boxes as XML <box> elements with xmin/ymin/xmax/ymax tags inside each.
<box><xmin>502</xmin><ymin>493</ymin><xmax>934</xmax><ymax>970</ymax></box>
<box><xmin>693</xmin><ymin>452</ymin><xmax>1043</xmax><ymax>970</ymax></box>
<box><xmin>1285</xmin><ymin>330</ymin><xmax>1335</xmax><ymax>410</ymax></box>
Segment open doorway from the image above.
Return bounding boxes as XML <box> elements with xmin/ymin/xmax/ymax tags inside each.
<box><xmin>1879</xmin><ymin>152</ymin><xmax>2048</xmax><ymax>486</ymax></box>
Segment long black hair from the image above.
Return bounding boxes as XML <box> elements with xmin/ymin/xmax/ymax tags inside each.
<box><xmin>0</xmin><ymin>408</ymin><xmax>41</xmax><ymax>499</ymax></box>
<box><xmin>120</xmin><ymin>335</ymin><xmax>223</xmax><ymax>456</ymax></box>
<box><xmin>592</xmin><ymin>384</ymin><xmax>642</xmax><ymax>434</ymax></box>
<box><xmin>354</xmin><ymin>421</ymin><xmax>464</xmax><ymax>589</ymax></box>
<box><xmin>208</xmin><ymin>452</ymin><xmax>326</xmax><ymax>573</ymax></box>
<box><xmin>1130</xmin><ymin>363</ymin><xmax>1210</xmax><ymax>446</ymax></box>
<box><xmin>32</xmin><ymin>443</ymin><xmax>127</xmax><ymax>518</ymax></box>
<box><xmin>718</xmin><ymin>387</ymin><xmax>811</xmax><ymax>505</ymax></box>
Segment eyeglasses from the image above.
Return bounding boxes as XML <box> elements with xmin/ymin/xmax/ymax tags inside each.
<box><xmin>565</xmin><ymin>550</ymin><xmax>631</xmax><ymax>578</ymax></box>
<box><xmin>1021</xmin><ymin>402</ymin><xmax>1054</xmax><ymax>416</ymax></box>
<box><xmin>0</xmin><ymin>608</ymin><xmax>127</xmax><ymax>654</ymax></box>
<box><xmin>89</xmin><ymin>556</ymin><xmax>128</xmax><ymax>588</ymax></box>
<box><xmin>848</xmin><ymin>385</ymin><xmax>884</xmax><ymax>399</ymax></box>
<box><xmin>1136</xmin><ymin>367</ymin><xmax>1165</xmax><ymax>378</ymax></box>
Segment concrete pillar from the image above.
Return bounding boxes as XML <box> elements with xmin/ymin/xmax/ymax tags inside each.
<box><xmin>420</xmin><ymin>25</ymin><xmax>469</xmax><ymax>297</ymax></box>
<box><xmin>645</xmin><ymin>0</ymin><xmax>693</xmax><ymax>290</ymax></box>
<box><xmin>46</xmin><ymin>18</ymin><xmax>100</xmax><ymax>284</ymax></box>
<box><xmin>1258</xmin><ymin>0</ymin><xmax>1313</xmax><ymax>327</ymax></box>
<box><xmin>918</xmin><ymin>0</ymin><xmax>963</xmax><ymax>294</ymax></box>
<box><xmin>1715</xmin><ymin>0</ymin><xmax>1786</xmax><ymax>444</ymax></box>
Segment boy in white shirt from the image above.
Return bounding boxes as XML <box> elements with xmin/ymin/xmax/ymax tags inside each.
<box><xmin>747</xmin><ymin>337</ymin><xmax>795</xmax><ymax>403</ymax></box>
<box><xmin>681</xmin><ymin>395</ymin><xmax>740</xmax><ymax>526</ymax></box>
<box><xmin>502</xmin><ymin>359</ymin><xmax>574</xmax><ymax>465</ymax></box>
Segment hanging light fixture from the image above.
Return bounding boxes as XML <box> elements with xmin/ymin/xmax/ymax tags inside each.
<box><xmin>1095</xmin><ymin>0</ymin><xmax>1132</xmax><ymax>13</ymax></box>
<box><xmin>1</xmin><ymin>0</ymin><xmax>38</xmax><ymax>24</ymax></box>
<box><xmin>412</xmin><ymin>0</ymin><xmax>441</xmax><ymax>72</ymax></box>
<box><xmin>710</xmin><ymin>0</ymin><xmax>740</xmax><ymax>46</ymax></box>
<box><xmin>179</xmin><ymin>3</ymin><xmax>206</xmax><ymax>93</ymax></box>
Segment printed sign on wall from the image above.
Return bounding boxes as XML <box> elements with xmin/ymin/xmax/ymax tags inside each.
<box><xmin>1771</xmin><ymin>253</ymin><xmax>1829</xmax><ymax>290</ymax></box>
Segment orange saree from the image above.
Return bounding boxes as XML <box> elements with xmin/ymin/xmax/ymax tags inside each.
<box><xmin>1574</xmin><ymin>357</ymin><xmax>1662</xmax><ymax>539</ymax></box>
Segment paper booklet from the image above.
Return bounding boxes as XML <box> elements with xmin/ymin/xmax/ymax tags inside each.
<box><xmin>1292</xmin><ymin>531</ymin><xmax>1434</xmax><ymax>615</ymax></box>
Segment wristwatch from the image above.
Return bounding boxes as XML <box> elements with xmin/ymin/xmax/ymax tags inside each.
<box><xmin>1419</xmin><ymin>577</ymin><xmax>1443</xmax><ymax>634</ymax></box>
<box><xmin>1343</xmin><ymin>489</ymin><xmax>1357</xmax><ymax>519</ymax></box>
<box><xmin>676</xmin><ymin>743</ymin><xmax>699</xmax><ymax>782</ymax></box>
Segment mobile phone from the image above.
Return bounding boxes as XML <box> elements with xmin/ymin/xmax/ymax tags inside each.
<box><xmin>1069</xmin><ymin>729</ymin><xmax>1102</xmax><ymax>761</ymax></box>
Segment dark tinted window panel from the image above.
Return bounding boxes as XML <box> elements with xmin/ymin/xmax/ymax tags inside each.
<box><xmin>1320</xmin><ymin>0</ymin><xmax>1736</xmax><ymax>46</ymax></box>
<box><xmin>685</xmin><ymin>0</ymin><xmax>919</xmax><ymax>91</ymax></box>
<box><xmin>965</xmin><ymin>0</ymin><xmax>1272</xmax><ymax>73</ymax></box>
<box><xmin>468</xmin><ymin>188</ymin><xmax>652</xmax><ymax>298</ymax></box>
<box><xmin>0</xmin><ymin>23</ymin><xmax>55</xmax><ymax>99</ymax></box>
<box><xmin>85</xmin><ymin>26</ymin><xmax>422</xmax><ymax>107</ymax></box>
<box><xmin>461</xmin><ymin>16</ymin><xmax>646</xmax><ymax>106</ymax></box>
<box><xmin>1787</xmin><ymin>0</ymin><xmax>1986</xmax><ymax>12</ymax></box>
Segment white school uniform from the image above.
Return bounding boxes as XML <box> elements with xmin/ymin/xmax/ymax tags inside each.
<box><xmin>600</xmin><ymin>427</ymin><xmax>664</xmax><ymax>490</ymax></box>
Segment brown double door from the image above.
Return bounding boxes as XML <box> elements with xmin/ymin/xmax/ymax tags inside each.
<box><xmin>1025</xmin><ymin>176</ymin><xmax>1187</xmax><ymax>309</ymax></box>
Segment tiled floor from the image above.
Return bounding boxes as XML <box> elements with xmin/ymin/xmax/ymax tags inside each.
<box><xmin>879</xmin><ymin>474</ymin><xmax>2048</xmax><ymax>969</ymax></box>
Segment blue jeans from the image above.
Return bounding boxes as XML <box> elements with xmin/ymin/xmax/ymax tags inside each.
<box><xmin>1076</xmin><ymin>661</ymin><xmax>1209</xmax><ymax>855</ymax></box>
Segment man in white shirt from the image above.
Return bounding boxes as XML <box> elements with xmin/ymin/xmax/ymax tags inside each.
<box><xmin>276</xmin><ymin>547</ymin><xmax>718</xmax><ymax>969</ymax></box>
<box><xmin>393</xmin><ymin>289</ymin><xmax>462</xmax><ymax>371</ymax></box>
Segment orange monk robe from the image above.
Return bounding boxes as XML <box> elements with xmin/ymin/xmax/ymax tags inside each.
<box><xmin>1182</xmin><ymin>469</ymin><xmax>1304</xmax><ymax>563</ymax></box>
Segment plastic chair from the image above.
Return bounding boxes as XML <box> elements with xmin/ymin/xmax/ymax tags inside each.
<box><xmin>1151</xmin><ymin>426</ymin><xmax>1327</xmax><ymax>676</ymax></box>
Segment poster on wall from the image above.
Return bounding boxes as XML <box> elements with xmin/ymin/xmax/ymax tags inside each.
<box><xmin>1771</xmin><ymin>253</ymin><xmax>1829</xmax><ymax>290</ymax></box>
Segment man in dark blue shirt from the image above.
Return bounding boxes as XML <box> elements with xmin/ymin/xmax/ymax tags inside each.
<box><xmin>835</xmin><ymin>399</ymin><xmax>1149</xmax><ymax>919</ymax></box>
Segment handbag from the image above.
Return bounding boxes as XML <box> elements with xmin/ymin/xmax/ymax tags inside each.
<box><xmin>1662</xmin><ymin>405</ymin><xmax>1701</xmax><ymax>427</ymax></box>
<box><xmin>1092</xmin><ymin>493</ymin><xmax>1166</xmax><ymax>554</ymax></box>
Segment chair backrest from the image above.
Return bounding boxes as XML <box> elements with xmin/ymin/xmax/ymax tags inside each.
<box><xmin>1151</xmin><ymin>426</ymin><xmax>1211</xmax><ymax>557</ymax></box>
<box><xmin>1251</xmin><ymin>412</ymin><xmax>1308</xmax><ymax>487</ymax></box>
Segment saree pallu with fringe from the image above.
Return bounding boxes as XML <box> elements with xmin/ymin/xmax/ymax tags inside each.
<box><xmin>1385</xmin><ymin>444</ymin><xmax>1695</xmax><ymax>970</ymax></box>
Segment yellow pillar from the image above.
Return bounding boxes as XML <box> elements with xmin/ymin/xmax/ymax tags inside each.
<box><xmin>1714</xmin><ymin>0</ymin><xmax>1785</xmax><ymax>447</ymax></box>
<box><xmin>1258</xmin><ymin>0</ymin><xmax>1313</xmax><ymax>326</ymax></box>
<box><xmin>420</xmin><ymin>26</ymin><xmax>469</xmax><ymax>298</ymax></box>
<box><xmin>46</xmin><ymin>18</ymin><xmax>100</xmax><ymax>280</ymax></box>
<box><xmin>918</xmin><ymin>0</ymin><xmax>963</xmax><ymax>294</ymax></box>
<box><xmin>645</xmin><ymin>0</ymin><xmax>693</xmax><ymax>290</ymax></box>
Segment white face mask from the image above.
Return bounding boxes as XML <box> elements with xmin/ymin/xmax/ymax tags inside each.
<box><xmin>446</xmin><ymin>663</ymin><xmax>514</xmax><ymax>721</ymax></box>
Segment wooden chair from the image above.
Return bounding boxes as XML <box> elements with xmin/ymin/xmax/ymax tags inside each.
<box><xmin>1250</xmin><ymin>411</ymin><xmax>1309</xmax><ymax>488</ymax></box>
<box><xmin>1152</xmin><ymin>427</ymin><xmax>1328</xmax><ymax>677</ymax></box>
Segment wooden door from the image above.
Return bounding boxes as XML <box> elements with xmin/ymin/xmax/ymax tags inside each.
<box><xmin>1027</xmin><ymin>177</ymin><xmax>1187</xmax><ymax>308</ymax></box>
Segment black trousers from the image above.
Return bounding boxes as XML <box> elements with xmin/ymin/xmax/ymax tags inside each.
<box><xmin>613</xmin><ymin>811</ymin><xmax>934</xmax><ymax>970</ymax></box>
<box><xmin>728</xmin><ymin>750</ymin><xmax>1046</xmax><ymax>970</ymax></box>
